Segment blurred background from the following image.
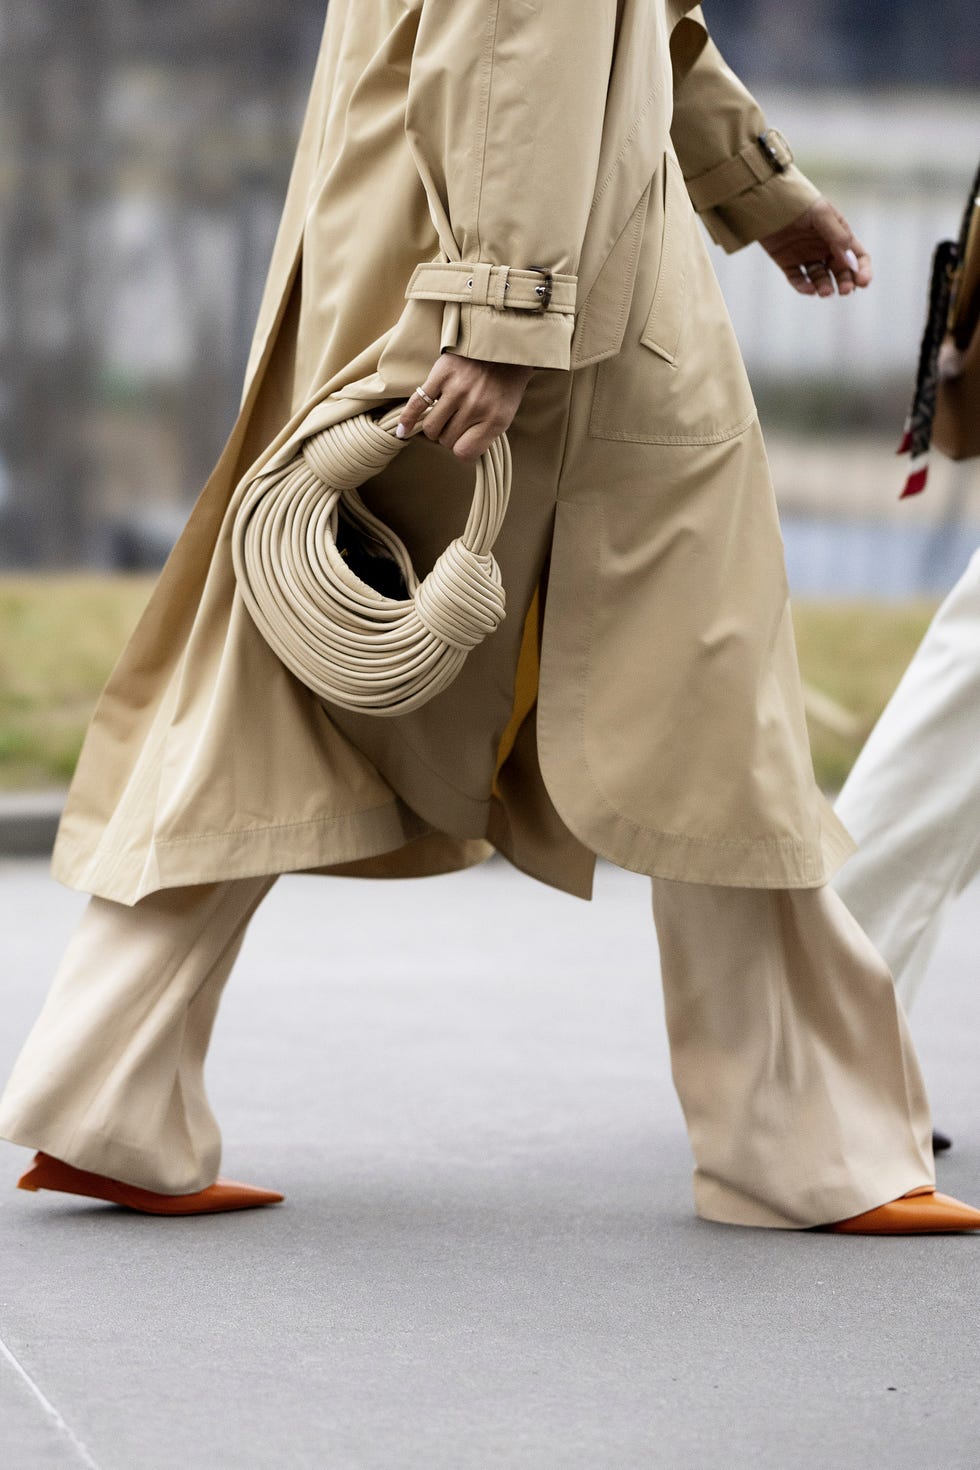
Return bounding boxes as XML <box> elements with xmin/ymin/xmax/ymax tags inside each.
<box><xmin>0</xmin><ymin>1</ymin><xmax>978</xmax><ymax>793</ymax></box>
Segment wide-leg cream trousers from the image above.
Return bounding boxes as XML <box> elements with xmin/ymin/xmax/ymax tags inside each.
<box><xmin>834</xmin><ymin>546</ymin><xmax>980</xmax><ymax>1012</ymax></box>
<box><xmin>0</xmin><ymin>873</ymin><xmax>934</xmax><ymax>1227</ymax></box>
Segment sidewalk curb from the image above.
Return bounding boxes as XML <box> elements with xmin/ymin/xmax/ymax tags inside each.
<box><xmin>0</xmin><ymin>790</ymin><xmax>66</xmax><ymax>858</ymax></box>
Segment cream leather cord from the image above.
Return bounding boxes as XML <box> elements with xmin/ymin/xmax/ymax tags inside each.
<box><xmin>231</xmin><ymin>402</ymin><xmax>511</xmax><ymax>717</ymax></box>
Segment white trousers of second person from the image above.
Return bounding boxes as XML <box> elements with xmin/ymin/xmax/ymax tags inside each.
<box><xmin>0</xmin><ymin>873</ymin><xmax>934</xmax><ymax>1229</ymax></box>
<box><xmin>834</xmin><ymin>546</ymin><xmax>980</xmax><ymax>1011</ymax></box>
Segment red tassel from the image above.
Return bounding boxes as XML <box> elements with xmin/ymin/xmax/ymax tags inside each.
<box><xmin>900</xmin><ymin>464</ymin><xmax>929</xmax><ymax>498</ymax></box>
<box><xmin>896</xmin><ymin>426</ymin><xmax>913</xmax><ymax>455</ymax></box>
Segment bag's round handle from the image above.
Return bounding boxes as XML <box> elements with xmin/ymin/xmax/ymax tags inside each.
<box><xmin>232</xmin><ymin>400</ymin><xmax>512</xmax><ymax>717</ymax></box>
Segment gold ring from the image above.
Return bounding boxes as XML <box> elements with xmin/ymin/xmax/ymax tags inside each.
<box><xmin>414</xmin><ymin>385</ymin><xmax>438</xmax><ymax>408</ymax></box>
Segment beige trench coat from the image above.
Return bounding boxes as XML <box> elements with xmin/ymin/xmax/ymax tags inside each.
<box><xmin>52</xmin><ymin>0</ymin><xmax>854</xmax><ymax>904</ymax></box>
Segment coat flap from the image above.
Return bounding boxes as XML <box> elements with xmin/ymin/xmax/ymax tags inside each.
<box><xmin>576</xmin><ymin>0</ymin><xmax>671</xmax><ymax>294</ymax></box>
<box><xmin>570</xmin><ymin>182</ymin><xmax>652</xmax><ymax>369</ymax></box>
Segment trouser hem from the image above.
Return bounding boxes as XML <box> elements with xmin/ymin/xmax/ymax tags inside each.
<box><xmin>692</xmin><ymin>1162</ymin><xmax>937</xmax><ymax>1230</ymax></box>
<box><xmin>0</xmin><ymin>1114</ymin><xmax>220</xmax><ymax>1197</ymax></box>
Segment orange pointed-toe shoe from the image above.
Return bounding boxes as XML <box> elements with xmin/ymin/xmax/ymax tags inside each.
<box><xmin>16</xmin><ymin>1151</ymin><xmax>283</xmax><ymax>1215</ymax></box>
<box><xmin>824</xmin><ymin>1185</ymin><xmax>980</xmax><ymax>1235</ymax></box>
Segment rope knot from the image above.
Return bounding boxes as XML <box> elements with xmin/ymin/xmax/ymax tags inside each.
<box><xmin>414</xmin><ymin>539</ymin><xmax>506</xmax><ymax>650</ymax></box>
<box><xmin>303</xmin><ymin>413</ymin><xmax>400</xmax><ymax>491</ymax></box>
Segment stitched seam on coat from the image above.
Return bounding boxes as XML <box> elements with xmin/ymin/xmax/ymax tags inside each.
<box><xmin>152</xmin><ymin>801</ymin><xmax>405</xmax><ymax>845</ymax></box>
<box><xmin>588</xmin><ymin>82</ymin><xmax>663</xmax><ymax>215</ymax></box>
<box><xmin>576</xmin><ymin>499</ymin><xmax>813</xmax><ymax>860</ymax></box>
<box><xmin>609</xmin><ymin>188</ymin><xmax>648</xmax><ymax>353</ymax></box>
<box><xmin>472</xmin><ymin>0</ymin><xmax>501</xmax><ymax>265</ymax></box>
<box><xmin>639</xmin><ymin>157</ymin><xmax>687</xmax><ymax>364</ymax></box>
<box><xmin>573</xmin><ymin>176</ymin><xmax>649</xmax><ymax>372</ymax></box>
<box><xmin>589</xmin><ymin>407</ymin><xmax>758</xmax><ymax>448</ymax></box>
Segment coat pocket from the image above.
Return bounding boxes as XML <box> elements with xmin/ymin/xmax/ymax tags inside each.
<box><xmin>638</xmin><ymin>156</ymin><xmax>687</xmax><ymax>366</ymax></box>
<box><xmin>588</xmin><ymin>152</ymin><xmax>757</xmax><ymax>447</ymax></box>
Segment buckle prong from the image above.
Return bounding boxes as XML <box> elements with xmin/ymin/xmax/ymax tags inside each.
<box><xmin>527</xmin><ymin>265</ymin><xmax>553</xmax><ymax>312</ymax></box>
<box><xmin>756</xmin><ymin>131</ymin><xmax>788</xmax><ymax>175</ymax></box>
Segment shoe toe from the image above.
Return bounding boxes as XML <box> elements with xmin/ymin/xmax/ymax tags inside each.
<box><xmin>826</xmin><ymin>1188</ymin><xmax>980</xmax><ymax>1235</ymax></box>
<box><xmin>17</xmin><ymin>1153</ymin><xmax>283</xmax><ymax>1215</ymax></box>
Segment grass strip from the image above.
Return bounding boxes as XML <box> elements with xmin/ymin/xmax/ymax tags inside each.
<box><xmin>0</xmin><ymin>576</ymin><xmax>940</xmax><ymax>794</ymax></box>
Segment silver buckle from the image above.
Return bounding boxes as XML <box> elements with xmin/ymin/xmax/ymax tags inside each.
<box><xmin>527</xmin><ymin>265</ymin><xmax>553</xmax><ymax>312</ymax></box>
<box><xmin>756</xmin><ymin>130</ymin><xmax>788</xmax><ymax>175</ymax></box>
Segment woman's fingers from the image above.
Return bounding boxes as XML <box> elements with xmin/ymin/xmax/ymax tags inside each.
<box><xmin>429</xmin><ymin>404</ymin><xmax>502</xmax><ymax>462</ymax></box>
<box><xmin>785</xmin><ymin>264</ymin><xmax>817</xmax><ymax>295</ymax></box>
<box><xmin>395</xmin><ymin>355</ymin><xmax>532</xmax><ymax>459</ymax></box>
<box><xmin>449</xmin><ymin>419</ymin><xmax>501</xmax><ymax>463</ymax></box>
<box><xmin>396</xmin><ymin>362</ymin><xmax>450</xmax><ymax>437</ymax></box>
<box><xmin>819</xmin><ymin>203</ymin><xmax>873</xmax><ymax>288</ymax></box>
<box><xmin>831</xmin><ymin>236</ymin><xmax>872</xmax><ymax>287</ymax></box>
<box><xmin>416</xmin><ymin>392</ymin><xmax>457</xmax><ymax>443</ymax></box>
<box><xmin>803</xmin><ymin>260</ymin><xmax>835</xmax><ymax>297</ymax></box>
<box><xmin>761</xmin><ymin>197</ymin><xmax>874</xmax><ymax>299</ymax></box>
<box><xmin>803</xmin><ymin>260</ymin><xmax>856</xmax><ymax>297</ymax></box>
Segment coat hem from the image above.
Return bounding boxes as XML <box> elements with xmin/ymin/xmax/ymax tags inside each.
<box><xmin>50</xmin><ymin>799</ymin><xmax>436</xmax><ymax>906</ymax></box>
<box><xmin>535</xmin><ymin>643</ymin><xmax>857</xmax><ymax>890</ymax></box>
<box><xmin>529</xmin><ymin>768</ymin><xmax>856</xmax><ymax>890</ymax></box>
<box><xmin>535</xmin><ymin>492</ymin><xmax>858</xmax><ymax>890</ymax></box>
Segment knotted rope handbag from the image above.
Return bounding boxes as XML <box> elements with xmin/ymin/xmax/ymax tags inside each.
<box><xmin>231</xmin><ymin>401</ymin><xmax>511</xmax><ymax>716</ymax></box>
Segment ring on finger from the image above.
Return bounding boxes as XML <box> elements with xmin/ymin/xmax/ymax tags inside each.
<box><xmin>414</xmin><ymin>385</ymin><xmax>438</xmax><ymax>408</ymax></box>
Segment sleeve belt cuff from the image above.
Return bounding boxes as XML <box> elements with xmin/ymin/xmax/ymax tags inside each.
<box><xmin>686</xmin><ymin>128</ymin><xmax>795</xmax><ymax>213</ymax></box>
<box><xmin>406</xmin><ymin>261</ymin><xmax>576</xmax><ymax>314</ymax></box>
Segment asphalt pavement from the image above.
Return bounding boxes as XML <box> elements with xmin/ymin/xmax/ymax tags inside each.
<box><xmin>2</xmin><ymin>855</ymin><xmax>979</xmax><ymax>1470</ymax></box>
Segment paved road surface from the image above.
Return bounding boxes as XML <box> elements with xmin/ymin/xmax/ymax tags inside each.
<box><xmin>1</xmin><ymin>856</ymin><xmax>978</xmax><ymax>1469</ymax></box>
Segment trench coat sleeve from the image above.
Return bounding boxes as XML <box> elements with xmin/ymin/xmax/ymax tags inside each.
<box><xmin>669</xmin><ymin>14</ymin><xmax>821</xmax><ymax>253</ymax></box>
<box><xmin>402</xmin><ymin>0</ymin><xmax>618</xmax><ymax>371</ymax></box>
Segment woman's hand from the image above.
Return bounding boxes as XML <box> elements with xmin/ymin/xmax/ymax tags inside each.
<box><xmin>396</xmin><ymin>353</ymin><xmax>534</xmax><ymax>462</ymax></box>
<box><xmin>760</xmin><ymin>197</ymin><xmax>872</xmax><ymax>297</ymax></box>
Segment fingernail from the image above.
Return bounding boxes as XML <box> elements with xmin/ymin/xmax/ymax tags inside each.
<box><xmin>844</xmin><ymin>249</ymin><xmax>859</xmax><ymax>272</ymax></box>
<box><xmin>395</xmin><ymin>424</ymin><xmax>406</xmax><ymax>438</ymax></box>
